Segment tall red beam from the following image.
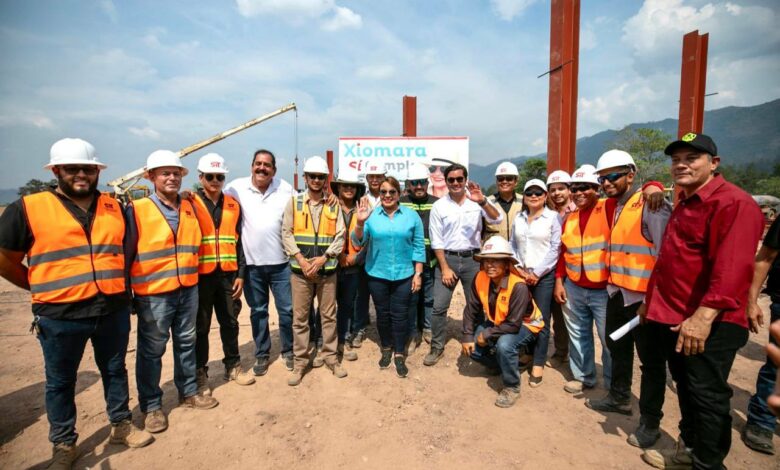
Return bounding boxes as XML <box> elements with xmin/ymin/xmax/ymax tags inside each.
<box><xmin>546</xmin><ymin>0</ymin><xmax>580</xmax><ymax>175</ymax></box>
<box><xmin>326</xmin><ymin>150</ymin><xmax>334</xmax><ymax>185</ymax></box>
<box><xmin>403</xmin><ymin>95</ymin><xmax>417</xmax><ymax>137</ymax></box>
<box><xmin>677</xmin><ymin>30</ymin><xmax>708</xmax><ymax>137</ymax></box>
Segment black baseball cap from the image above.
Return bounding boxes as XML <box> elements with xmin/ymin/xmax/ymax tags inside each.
<box><xmin>664</xmin><ymin>132</ymin><xmax>718</xmax><ymax>156</ymax></box>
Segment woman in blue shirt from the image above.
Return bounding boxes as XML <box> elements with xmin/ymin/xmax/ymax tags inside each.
<box><xmin>353</xmin><ymin>176</ymin><xmax>425</xmax><ymax>378</ymax></box>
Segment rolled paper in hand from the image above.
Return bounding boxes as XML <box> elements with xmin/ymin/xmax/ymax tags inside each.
<box><xmin>609</xmin><ymin>315</ymin><xmax>640</xmax><ymax>341</ymax></box>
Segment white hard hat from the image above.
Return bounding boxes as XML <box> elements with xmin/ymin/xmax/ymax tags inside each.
<box><xmin>364</xmin><ymin>162</ymin><xmax>386</xmax><ymax>175</ymax></box>
<box><xmin>46</xmin><ymin>138</ymin><xmax>106</xmax><ymax>169</ymax></box>
<box><xmin>495</xmin><ymin>162</ymin><xmax>519</xmax><ymax>177</ymax></box>
<box><xmin>330</xmin><ymin>167</ymin><xmax>365</xmax><ymax>197</ymax></box>
<box><xmin>570</xmin><ymin>165</ymin><xmax>599</xmax><ymax>185</ymax></box>
<box><xmin>523</xmin><ymin>178</ymin><xmax>547</xmax><ymax>192</ymax></box>
<box><xmin>197</xmin><ymin>153</ymin><xmax>228</xmax><ymax>174</ymax></box>
<box><xmin>474</xmin><ymin>235</ymin><xmax>518</xmax><ymax>265</ymax></box>
<box><xmin>146</xmin><ymin>149</ymin><xmax>188</xmax><ymax>176</ymax></box>
<box><xmin>596</xmin><ymin>149</ymin><xmax>636</xmax><ymax>173</ymax></box>
<box><xmin>303</xmin><ymin>155</ymin><xmax>329</xmax><ymax>175</ymax></box>
<box><xmin>406</xmin><ymin>162</ymin><xmax>430</xmax><ymax>181</ymax></box>
<box><xmin>546</xmin><ymin>170</ymin><xmax>571</xmax><ymax>186</ymax></box>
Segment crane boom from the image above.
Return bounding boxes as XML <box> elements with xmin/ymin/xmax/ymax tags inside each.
<box><xmin>107</xmin><ymin>102</ymin><xmax>297</xmax><ymax>194</ymax></box>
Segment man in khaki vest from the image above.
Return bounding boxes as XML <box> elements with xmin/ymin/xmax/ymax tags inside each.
<box><xmin>483</xmin><ymin>162</ymin><xmax>523</xmax><ymax>242</ymax></box>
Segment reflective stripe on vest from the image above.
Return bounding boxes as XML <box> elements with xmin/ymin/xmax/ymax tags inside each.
<box><xmin>561</xmin><ymin>199</ymin><xmax>610</xmax><ymax>283</ymax></box>
<box><xmin>608</xmin><ymin>191</ymin><xmax>657</xmax><ymax>292</ymax></box>
<box><xmin>399</xmin><ymin>200</ymin><xmax>438</xmax><ymax>268</ymax></box>
<box><xmin>474</xmin><ymin>271</ymin><xmax>544</xmax><ymax>333</ymax></box>
<box><xmin>290</xmin><ymin>194</ymin><xmax>338</xmax><ymax>274</ymax></box>
<box><xmin>23</xmin><ymin>192</ymin><xmax>126</xmax><ymax>304</ymax></box>
<box><xmin>192</xmin><ymin>193</ymin><xmax>240</xmax><ymax>274</ymax></box>
<box><xmin>130</xmin><ymin>197</ymin><xmax>201</xmax><ymax>295</ymax></box>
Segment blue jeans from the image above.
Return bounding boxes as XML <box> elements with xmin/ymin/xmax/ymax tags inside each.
<box><xmin>530</xmin><ymin>271</ymin><xmax>555</xmax><ymax>367</ymax></box>
<box><xmin>354</xmin><ymin>268</ymin><xmax>371</xmax><ymax>334</ymax></box>
<box><xmin>135</xmin><ymin>286</ymin><xmax>198</xmax><ymax>412</ymax></box>
<box><xmin>432</xmin><ymin>254</ymin><xmax>481</xmax><ymax>350</ymax></box>
<box><xmin>367</xmin><ymin>275</ymin><xmax>413</xmax><ymax>353</ymax></box>
<box><xmin>408</xmin><ymin>264</ymin><xmax>434</xmax><ymax>334</ymax></box>
<box><xmin>747</xmin><ymin>302</ymin><xmax>780</xmax><ymax>431</ymax></box>
<box><xmin>562</xmin><ymin>278</ymin><xmax>611</xmax><ymax>387</ymax></box>
<box><xmin>470</xmin><ymin>324</ymin><xmax>537</xmax><ymax>387</ymax></box>
<box><xmin>336</xmin><ymin>268</ymin><xmax>361</xmax><ymax>343</ymax></box>
<box><xmin>37</xmin><ymin>308</ymin><xmax>131</xmax><ymax>444</ymax></box>
<box><xmin>244</xmin><ymin>263</ymin><xmax>294</xmax><ymax>359</ymax></box>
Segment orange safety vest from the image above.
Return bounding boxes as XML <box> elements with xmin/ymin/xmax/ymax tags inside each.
<box><xmin>561</xmin><ymin>199</ymin><xmax>610</xmax><ymax>283</ymax></box>
<box><xmin>130</xmin><ymin>197</ymin><xmax>201</xmax><ymax>295</ymax></box>
<box><xmin>339</xmin><ymin>207</ymin><xmax>362</xmax><ymax>267</ymax></box>
<box><xmin>290</xmin><ymin>194</ymin><xmax>339</xmax><ymax>274</ymax></box>
<box><xmin>192</xmin><ymin>193</ymin><xmax>240</xmax><ymax>274</ymax></box>
<box><xmin>474</xmin><ymin>271</ymin><xmax>544</xmax><ymax>334</ymax></box>
<box><xmin>607</xmin><ymin>191</ymin><xmax>657</xmax><ymax>292</ymax></box>
<box><xmin>23</xmin><ymin>192</ymin><xmax>125</xmax><ymax>304</ymax></box>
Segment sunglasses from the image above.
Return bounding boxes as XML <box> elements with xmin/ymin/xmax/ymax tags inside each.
<box><xmin>379</xmin><ymin>189</ymin><xmax>398</xmax><ymax>196</ymax></box>
<box><xmin>203</xmin><ymin>174</ymin><xmax>225</xmax><ymax>182</ymax></box>
<box><xmin>340</xmin><ymin>184</ymin><xmax>357</xmax><ymax>190</ymax></box>
<box><xmin>429</xmin><ymin>166</ymin><xmax>444</xmax><ymax>174</ymax></box>
<box><xmin>524</xmin><ymin>189</ymin><xmax>545</xmax><ymax>197</ymax></box>
<box><xmin>597</xmin><ymin>171</ymin><xmax>629</xmax><ymax>184</ymax></box>
<box><xmin>446</xmin><ymin>176</ymin><xmax>465</xmax><ymax>184</ymax></box>
<box><xmin>60</xmin><ymin>165</ymin><xmax>98</xmax><ymax>176</ymax></box>
<box><xmin>570</xmin><ymin>184</ymin><xmax>595</xmax><ymax>194</ymax></box>
<box><xmin>497</xmin><ymin>176</ymin><xmax>516</xmax><ymax>183</ymax></box>
<box><xmin>408</xmin><ymin>179</ymin><xmax>428</xmax><ymax>187</ymax></box>
<box><xmin>306</xmin><ymin>174</ymin><xmax>327</xmax><ymax>181</ymax></box>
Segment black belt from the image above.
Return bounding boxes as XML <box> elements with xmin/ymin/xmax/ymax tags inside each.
<box><xmin>444</xmin><ymin>249</ymin><xmax>478</xmax><ymax>257</ymax></box>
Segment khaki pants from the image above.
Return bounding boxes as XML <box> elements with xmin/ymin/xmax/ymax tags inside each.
<box><xmin>291</xmin><ymin>272</ymin><xmax>338</xmax><ymax>369</ymax></box>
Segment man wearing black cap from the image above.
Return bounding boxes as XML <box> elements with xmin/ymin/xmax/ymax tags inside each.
<box><xmin>637</xmin><ymin>133</ymin><xmax>764</xmax><ymax>470</ymax></box>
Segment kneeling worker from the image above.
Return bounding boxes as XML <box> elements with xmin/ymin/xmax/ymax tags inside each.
<box><xmin>462</xmin><ymin>235</ymin><xmax>544</xmax><ymax>408</ymax></box>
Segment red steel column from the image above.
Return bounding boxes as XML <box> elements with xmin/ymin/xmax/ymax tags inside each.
<box><xmin>326</xmin><ymin>150</ymin><xmax>334</xmax><ymax>185</ymax></box>
<box><xmin>678</xmin><ymin>30</ymin><xmax>708</xmax><ymax>137</ymax></box>
<box><xmin>546</xmin><ymin>0</ymin><xmax>580</xmax><ymax>175</ymax></box>
<box><xmin>403</xmin><ymin>95</ymin><xmax>417</xmax><ymax>137</ymax></box>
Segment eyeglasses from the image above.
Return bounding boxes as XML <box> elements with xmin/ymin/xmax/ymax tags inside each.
<box><xmin>446</xmin><ymin>176</ymin><xmax>465</xmax><ymax>184</ymax></box>
<box><xmin>408</xmin><ymin>179</ymin><xmax>428</xmax><ymax>187</ymax></box>
<box><xmin>597</xmin><ymin>171</ymin><xmax>629</xmax><ymax>184</ymax></box>
<box><xmin>60</xmin><ymin>165</ymin><xmax>98</xmax><ymax>176</ymax></box>
<box><xmin>497</xmin><ymin>176</ymin><xmax>516</xmax><ymax>183</ymax></box>
<box><xmin>203</xmin><ymin>174</ymin><xmax>225</xmax><ymax>182</ymax></box>
<box><xmin>379</xmin><ymin>189</ymin><xmax>398</xmax><ymax>196</ymax></box>
<box><xmin>306</xmin><ymin>174</ymin><xmax>327</xmax><ymax>181</ymax></box>
<box><xmin>524</xmin><ymin>189</ymin><xmax>545</xmax><ymax>197</ymax></box>
<box><xmin>570</xmin><ymin>184</ymin><xmax>595</xmax><ymax>194</ymax></box>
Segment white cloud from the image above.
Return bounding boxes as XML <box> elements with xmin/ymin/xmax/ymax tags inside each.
<box><xmin>0</xmin><ymin>113</ymin><xmax>55</xmax><ymax>129</ymax></box>
<box><xmin>356</xmin><ymin>64</ymin><xmax>395</xmax><ymax>80</ymax></box>
<box><xmin>321</xmin><ymin>6</ymin><xmax>362</xmax><ymax>31</ymax></box>
<box><xmin>235</xmin><ymin>0</ymin><xmax>361</xmax><ymax>31</ymax></box>
<box><xmin>490</xmin><ymin>0</ymin><xmax>539</xmax><ymax>21</ymax></box>
<box><xmin>129</xmin><ymin>126</ymin><xmax>161</xmax><ymax>140</ymax></box>
<box><xmin>98</xmin><ymin>0</ymin><xmax>118</xmax><ymax>23</ymax></box>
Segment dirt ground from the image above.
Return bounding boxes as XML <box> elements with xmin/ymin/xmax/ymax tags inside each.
<box><xmin>0</xmin><ymin>275</ymin><xmax>777</xmax><ymax>470</ymax></box>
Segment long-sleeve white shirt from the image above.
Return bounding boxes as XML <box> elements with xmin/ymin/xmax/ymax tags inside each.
<box><xmin>509</xmin><ymin>207</ymin><xmax>562</xmax><ymax>277</ymax></box>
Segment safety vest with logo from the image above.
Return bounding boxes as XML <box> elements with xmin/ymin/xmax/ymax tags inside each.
<box><xmin>400</xmin><ymin>196</ymin><xmax>438</xmax><ymax>267</ymax></box>
<box><xmin>607</xmin><ymin>191</ymin><xmax>657</xmax><ymax>292</ymax></box>
<box><xmin>192</xmin><ymin>193</ymin><xmax>240</xmax><ymax>274</ymax></box>
<box><xmin>130</xmin><ymin>197</ymin><xmax>201</xmax><ymax>295</ymax></box>
<box><xmin>290</xmin><ymin>194</ymin><xmax>339</xmax><ymax>275</ymax></box>
<box><xmin>561</xmin><ymin>199</ymin><xmax>610</xmax><ymax>283</ymax></box>
<box><xmin>483</xmin><ymin>193</ymin><xmax>524</xmax><ymax>242</ymax></box>
<box><xmin>474</xmin><ymin>271</ymin><xmax>544</xmax><ymax>334</ymax></box>
<box><xmin>23</xmin><ymin>191</ymin><xmax>126</xmax><ymax>304</ymax></box>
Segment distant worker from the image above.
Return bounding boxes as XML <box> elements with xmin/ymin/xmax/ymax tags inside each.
<box><xmin>483</xmin><ymin>162</ymin><xmax>523</xmax><ymax>242</ymax></box>
<box><xmin>0</xmin><ymin>138</ymin><xmax>153</xmax><ymax>469</ymax></box>
<box><xmin>426</xmin><ymin>163</ymin><xmax>503</xmax><ymax>366</ymax></box>
<box><xmin>191</xmin><ymin>153</ymin><xmax>254</xmax><ymax>396</ymax></box>
<box><xmin>364</xmin><ymin>162</ymin><xmax>386</xmax><ymax>209</ymax></box>
<box><xmin>400</xmin><ymin>163</ymin><xmax>439</xmax><ymax>350</ymax></box>
<box><xmin>224</xmin><ymin>149</ymin><xmax>296</xmax><ymax>374</ymax></box>
<box><xmin>462</xmin><ymin>236</ymin><xmax>544</xmax><ymax>408</ymax></box>
<box><xmin>282</xmin><ymin>156</ymin><xmax>346</xmax><ymax>385</ymax></box>
<box><xmin>638</xmin><ymin>133</ymin><xmax>763</xmax><ymax>470</ymax></box>
<box><xmin>127</xmin><ymin>150</ymin><xmax>218</xmax><ymax>435</ymax></box>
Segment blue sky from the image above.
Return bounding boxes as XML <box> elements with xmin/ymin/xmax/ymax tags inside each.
<box><xmin>0</xmin><ymin>0</ymin><xmax>778</xmax><ymax>189</ymax></box>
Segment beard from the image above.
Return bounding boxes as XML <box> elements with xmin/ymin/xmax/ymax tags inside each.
<box><xmin>58</xmin><ymin>174</ymin><xmax>97</xmax><ymax>198</ymax></box>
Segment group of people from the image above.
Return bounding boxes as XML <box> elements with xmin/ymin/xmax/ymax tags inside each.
<box><xmin>0</xmin><ymin>132</ymin><xmax>777</xmax><ymax>470</ymax></box>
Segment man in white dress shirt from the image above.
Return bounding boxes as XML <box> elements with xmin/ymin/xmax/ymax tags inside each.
<box><xmin>424</xmin><ymin>163</ymin><xmax>503</xmax><ymax>366</ymax></box>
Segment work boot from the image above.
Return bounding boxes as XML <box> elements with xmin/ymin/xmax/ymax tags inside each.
<box><xmin>337</xmin><ymin>343</ymin><xmax>358</xmax><ymax>361</ymax></box>
<box><xmin>253</xmin><ymin>357</ymin><xmax>269</xmax><ymax>376</ymax></box>
<box><xmin>143</xmin><ymin>409</ymin><xmax>168</xmax><ymax>433</ymax></box>
<box><xmin>423</xmin><ymin>347</ymin><xmax>444</xmax><ymax>366</ymax></box>
<box><xmin>312</xmin><ymin>355</ymin><xmax>325</xmax><ymax>368</ymax></box>
<box><xmin>641</xmin><ymin>436</ymin><xmax>693</xmax><ymax>469</ymax></box>
<box><xmin>288</xmin><ymin>368</ymin><xmax>304</xmax><ymax>386</ymax></box>
<box><xmin>180</xmin><ymin>394</ymin><xmax>219</xmax><ymax>410</ymax></box>
<box><xmin>378</xmin><ymin>348</ymin><xmax>393</xmax><ymax>369</ymax></box>
<box><xmin>495</xmin><ymin>387</ymin><xmax>520</xmax><ymax>408</ymax></box>
<box><xmin>585</xmin><ymin>393</ymin><xmax>632</xmax><ymax>415</ymax></box>
<box><xmin>47</xmin><ymin>442</ymin><xmax>78</xmax><ymax>470</ymax></box>
<box><xmin>422</xmin><ymin>328</ymin><xmax>432</xmax><ymax>344</ymax></box>
<box><xmin>351</xmin><ymin>329</ymin><xmax>366</xmax><ymax>348</ymax></box>
<box><xmin>394</xmin><ymin>355</ymin><xmax>408</xmax><ymax>378</ymax></box>
<box><xmin>327</xmin><ymin>361</ymin><xmax>348</xmax><ymax>378</ymax></box>
<box><xmin>741</xmin><ymin>422</ymin><xmax>775</xmax><ymax>455</ymax></box>
<box><xmin>563</xmin><ymin>380</ymin><xmax>593</xmax><ymax>394</ymax></box>
<box><xmin>224</xmin><ymin>364</ymin><xmax>256</xmax><ymax>385</ymax></box>
<box><xmin>196</xmin><ymin>368</ymin><xmax>211</xmax><ymax>396</ymax></box>
<box><xmin>627</xmin><ymin>421</ymin><xmax>661</xmax><ymax>448</ymax></box>
<box><xmin>282</xmin><ymin>353</ymin><xmax>294</xmax><ymax>371</ymax></box>
<box><xmin>109</xmin><ymin>419</ymin><xmax>154</xmax><ymax>448</ymax></box>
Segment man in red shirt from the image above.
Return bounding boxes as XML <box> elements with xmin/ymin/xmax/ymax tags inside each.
<box><xmin>638</xmin><ymin>133</ymin><xmax>764</xmax><ymax>470</ymax></box>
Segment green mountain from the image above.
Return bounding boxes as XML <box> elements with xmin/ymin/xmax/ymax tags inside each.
<box><xmin>470</xmin><ymin>98</ymin><xmax>780</xmax><ymax>187</ymax></box>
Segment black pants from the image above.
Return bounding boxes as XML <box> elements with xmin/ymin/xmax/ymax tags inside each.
<box><xmin>605</xmin><ymin>291</ymin><xmax>641</xmax><ymax>402</ymax></box>
<box><xmin>196</xmin><ymin>271</ymin><xmax>241</xmax><ymax>370</ymax></box>
<box><xmin>637</xmin><ymin>320</ymin><xmax>748</xmax><ymax>470</ymax></box>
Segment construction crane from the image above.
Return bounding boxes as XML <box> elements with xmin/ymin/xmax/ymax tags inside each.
<box><xmin>107</xmin><ymin>102</ymin><xmax>297</xmax><ymax>199</ymax></box>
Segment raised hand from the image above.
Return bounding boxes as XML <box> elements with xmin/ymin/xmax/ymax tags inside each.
<box><xmin>356</xmin><ymin>196</ymin><xmax>371</xmax><ymax>224</ymax></box>
<box><xmin>466</xmin><ymin>181</ymin><xmax>485</xmax><ymax>204</ymax></box>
